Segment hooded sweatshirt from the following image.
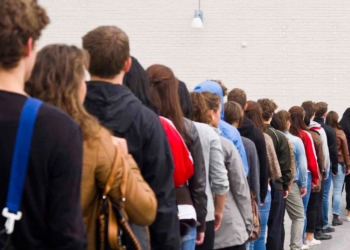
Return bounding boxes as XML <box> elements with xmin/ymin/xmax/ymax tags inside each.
<box><xmin>309</xmin><ymin>121</ymin><xmax>330</xmax><ymax>177</ymax></box>
<box><xmin>84</xmin><ymin>81</ymin><xmax>180</xmax><ymax>250</ymax></box>
<box><xmin>194</xmin><ymin>81</ymin><xmax>249</xmax><ymax>176</ymax></box>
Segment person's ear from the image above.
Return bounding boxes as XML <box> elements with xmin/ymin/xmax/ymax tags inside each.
<box><xmin>209</xmin><ymin>109</ymin><xmax>215</xmax><ymax>120</ymax></box>
<box><xmin>244</xmin><ymin>103</ymin><xmax>248</xmax><ymax>111</ymax></box>
<box><xmin>123</xmin><ymin>57</ymin><xmax>132</xmax><ymax>73</ymax></box>
<box><xmin>24</xmin><ymin>37</ymin><xmax>34</xmax><ymax>57</ymax></box>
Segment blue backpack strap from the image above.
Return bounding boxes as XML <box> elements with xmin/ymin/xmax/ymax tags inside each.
<box><xmin>2</xmin><ymin>98</ymin><xmax>43</xmax><ymax>234</ymax></box>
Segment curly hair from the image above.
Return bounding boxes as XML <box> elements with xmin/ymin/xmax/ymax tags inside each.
<box><xmin>209</xmin><ymin>79</ymin><xmax>228</xmax><ymax>97</ymax></box>
<box><xmin>0</xmin><ymin>0</ymin><xmax>50</xmax><ymax>69</ymax></box>
<box><xmin>257</xmin><ymin>98</ymin><xmax>278</xmax><ymax>121</ymax></box>
<box><xmin>26</xmin><ymin>44</ymin><xmax>100</xmax><ymax>141</ymax></box>
<box><xmin>190</xmin><ymin>92</ymin><xmax>211</xmax><ymax>124</ymax></box>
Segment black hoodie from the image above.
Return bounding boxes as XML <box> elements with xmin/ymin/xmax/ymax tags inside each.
<box><xmin>84</xmin><ymin>81</ymin><xmax>180</xmax><ymax>250</ymax></box>
<box><xmin>238</xmin><ymin>117</ymin><xmax>269</xmax><ymax>203</ymax></box>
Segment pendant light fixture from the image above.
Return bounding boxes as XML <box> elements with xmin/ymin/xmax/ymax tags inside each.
<box><xmin>191</xmin><ymin>0</ymin><xmax>203</xmax><ymax>29</ymax></box>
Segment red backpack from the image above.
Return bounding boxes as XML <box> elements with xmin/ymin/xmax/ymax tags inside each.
<box><xmin>159</xmin><ymin>117</ymin><xmax>194</xmax><ymax>187</ymax></box>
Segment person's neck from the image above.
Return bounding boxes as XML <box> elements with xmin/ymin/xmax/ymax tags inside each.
<box><xmin>90</xmin><ymin>73</ymin><xmax>124</xmax><ymax>85</ymax></box>
<box><xmin>0</xmin><ymin>66</ymin><xmax>27</xmax><ymax>96</ymax></box>
<box><xmin>232</xmin><ymin>122</ymin><xmax>239</xmax><ymax>128</ymax></box>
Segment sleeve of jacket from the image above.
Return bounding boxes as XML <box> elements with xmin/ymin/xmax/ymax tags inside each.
<box><xmin>255</xmin><ymin>130</ymin><xmax>268</xmax><ymax>203</ymax></box>
<box><xmin>142</xmin><ymin>117</ymin><xmax>180</xmax><ymax>250</ymax></box>
<box><xmin>279</xmin><ymin>133</ymin><xmax>292</xmax><ymax>191</ymax></box>
<box><xmin>315</xmin><ymin>136</ymin><xmax>325</xmax><ymax>174</ymax></box>
<box><xmin>295</xmin><ymin>139</ymin><xmax>308</xmax><ymax>188</ymax></box>
<box><xmin>95</xmin><ymin>130</ymin><xmax>157</xmax><ymax>226</ymax></box>
<box><xmin>226</xmin><ymin>145</ymin><xmax>253</xmax><ymax>237</ymax></box>
<box><xmin>187</xmin><ymin>121</ymin><xmax>208</xmax><ymax>233</ymax></box>
<box><xmin>320</xmin><ymin>129</ymin><xmax>331</xmax><ymax>177</ymax></box>
<box><xmin>249</xmin><ymin>142</ymin><xmax>261</xmax><ymax>205</ymax></box>
<box><xmin>48</xmin><ymin>127</ymin><xmax>87</xmax><ymax>250</ymax></box>
<box><xmin>328</xmin><ymin>128</ymin><xmax>339</xmax><ymax>175</ymax></box>
<box><xmin>305</xmin><ymin>133</ymin><xmax>320</xmax><ymax>185</ymax></box>
<box><xmin>209</xmin><ymin>132</ymin><xmax>229</xmax><ymax>195</ymax></box>
<box><xmin>341</xmin><ymin>132</ymin><xmax>350</xmax><ymax>171</ymax></box>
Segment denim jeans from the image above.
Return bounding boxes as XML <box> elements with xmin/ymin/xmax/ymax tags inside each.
<box><xmin>248</xmin><ymin>190</ymin><xmax>271</xmax><ymax>250</ymax></box>
<box><xmin>181</xmin><ymin>224</ymin><xmax>197</xmax><ymax>250</ymax></box>
<box><xmin>332</xmin><ymin>163</ymin><xmax>346</xmax><ymax>215</ymax></box>
<box><xmin>323</xmin><ymin>173</ymin><xmax>332</xmax><ymax>229</ymax></box>
<box><xmin>302</xmin><ymin>172</ymin><xmax>312</xmax><ymax>241</ymax></box>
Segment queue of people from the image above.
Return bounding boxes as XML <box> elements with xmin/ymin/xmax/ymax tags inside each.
<box><xmin>1</xmin><ymin>1</ymin><xmax>350</xmax><ymax>250</ymax></box>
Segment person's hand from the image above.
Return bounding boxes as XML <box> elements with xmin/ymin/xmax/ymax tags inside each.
<box><xmin>283</xmin><ymin>190</ymin><xmax>289</xmax><ymax>199</ymax></box>
<box><xmin>195</xmin><ymin>232</ymin><xmax>205</xmax><ymax>245</ymax></box>
<box><xmin>311</xmin><ymin>183</ymin><xmax>316</xmax><ymax>188</ymax></box>
<box><xmin>333</xmin><ymin>173</ymin><xmax>336</xmax><ymax>177</ymax></box>
<box><xmin>214</xmin><ymin>212</ymin><xmax>223</xmax><ymax>231</ymax></box>
<box><xmin>300</xmin><ymin>187</ymin><xmax>307</xmax><ymax>198</ymax></box>
<box><xmin>111</xmin><ymin>136</ymin><xmax>128</xmax><ymax>153</ymax></box>
<box><xmin>346</xmin><ymin>170</ymin><xmax>350</xmax><ymax>176</ymax></box>
<box><xmin>260</xmin><ymin>203</ymin><xmax>264</xmax><ymax>207</ymax></box>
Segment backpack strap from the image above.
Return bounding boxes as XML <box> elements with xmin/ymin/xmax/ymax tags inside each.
<box><xmin>2</xmin><ymin>98</ymin><xmax>43</xmax><ymax>234</ymax></box>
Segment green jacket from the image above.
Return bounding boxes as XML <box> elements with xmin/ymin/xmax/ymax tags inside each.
<box><xmin>266</xmin><ymin>124</ymin><xmax>292</xmax><ymax>191</ymax></box>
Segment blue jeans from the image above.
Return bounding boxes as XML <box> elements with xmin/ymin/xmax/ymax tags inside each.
<box><xmin>181</xmin><ymin>225</ymin><xmax>196</xmax><ymax>250</ymax></box>
<box><xmin>248</xmin><ymin>190</ymin><xmax>271</xmax><ymax>250</ymax></box>
<box><xmin>332</xmin><ymin>164</ymin><xmax>346</xmax><ymax>215</ymax></box>
<box><xmin>323</xmin><ymin>172</ymin><xmax>332</xmax><ymax>229</ymax></box>
<box><xmin>302</xmin><ymin>172</ymin><xmax>312</xmax><ymax>241</ymax></box>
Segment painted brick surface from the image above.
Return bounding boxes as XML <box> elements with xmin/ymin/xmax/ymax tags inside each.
<box><xmin>40</xmin><ymin>0</ymin><xmax>350</xmax><ymax>114</ymax></box>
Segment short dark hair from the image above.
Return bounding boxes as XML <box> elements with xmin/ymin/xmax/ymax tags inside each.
<box><xmin>257</xmin><ymin>98</ymin><xmax>278</xmax><ymax>121</ymax></box>
<box><xmin>224</xmin><ymin>101</ymin><xmax>243</xmax><ymax>127</ymax></box>
<box><xmin>82</xmin><ymin>26</ymin><xmax>130</xmax><ymax>78</ymax></box>
<box><xmin>227</xmin><ymin>88</ymin><xmax>247</xmax><ymax>108</ymax></box>
<box><xmin>178</xmin><ymin>80</ymin><xmax>193</xmax><ymax>119</ymax></box>
<box><xmin>315</xmin><ymin>102</ymin><xmax>328</xmax><ymax>117</ymax></box>
<box><xmin>0</xmin><ymin>0</ymin><xmax>49</xmax><ymax>69</ymax></box>
<box><xmin>301</xmin><ymin>101</ymin><xmax>318</xmax><ymax>115</ymax></box>
<box><xmin>276</xmin><ymin>110</ymin><xmax>291</xmax><ymax>131</ymax></box>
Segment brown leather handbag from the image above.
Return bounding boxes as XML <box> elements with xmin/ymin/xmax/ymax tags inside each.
<box><xmin>248</xmin><ymin>191</ymin><xmax>261</xmax><ymax>241</ymax></box>
<box><xmin>97</xmin><ymin>147</ymin><xmax>141</xmax><ymax>250</ymax></box>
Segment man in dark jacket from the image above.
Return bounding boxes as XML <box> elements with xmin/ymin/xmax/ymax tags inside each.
<box><xmin>314</xmin><ymin>102</ymin><xmax>338</xmax><ymax>233</ymax></box>
<box><xmin>83</xmin><ymin>26</ymin><xmax>180</xmax><ymax>250</ymax></box>
<box><xmin>0</xmin><ymin>1</ymin><xmax>86</xmax><ymax>249</ymax></box>
<box><xmin>228</xmin><ymin>88</ymin><xmax>269</xmax><ymax>204</ymax></box>
<box><xmin>258</xmin><ymin>98</ymin><xmax>292</xmax><ymax>250</ymax></box>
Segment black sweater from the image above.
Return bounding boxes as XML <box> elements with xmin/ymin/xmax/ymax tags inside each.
<box><xmin>239</xmin><ymin>117</ymin><xmax>269</xmax><ymax>203</ymax></box>
<box><xmin>0</xmin><ymin>91</ymin><xmax>86</xmax><ymax>250</ymax></box>
<box><xmin>84</xmin><ymin>81</ymin><xmax>180</xmax><ymax>250</ymax></box>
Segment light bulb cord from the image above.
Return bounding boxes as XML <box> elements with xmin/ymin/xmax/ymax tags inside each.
<box><xmin>198</xmin><ymin>0</ymin><xmax>201</xmax><ymax>11</ymax></box>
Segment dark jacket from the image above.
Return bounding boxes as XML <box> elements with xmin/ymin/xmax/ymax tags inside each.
<box><xmin>265</xmin><ymin>124</ymin><xmax>292</xmax><ymax>191</ymax></box>
<box><xmin>84</xmin><ymin>81</ymin><xmax>180</xmax><ymax>250</ymax></box>
<box><xmin>184</xmin><ymin>119</ymin><xmax>207</xmax><ymax>232</ymax></box>
<box><xmin>239</xmin><ymin>117</ymin><xmax>268</xmax><ymax>202</ymax></box>
<box><xmin>314</xmin><ymin>116</ymin><xmax>339</xmax><ymax>175</ymax></box>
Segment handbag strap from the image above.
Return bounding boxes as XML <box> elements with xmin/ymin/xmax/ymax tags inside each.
<box><xmin>2</xmin><ymin>98</ymin><xmax>43</xmax><ymax>234</ymax></box>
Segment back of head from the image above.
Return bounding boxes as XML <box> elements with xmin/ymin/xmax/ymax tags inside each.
<box><xmin>326</xmin><ymin>111</ymin><xmax>341</xmax><ymax>130</ymax></box>
<box><xmin>177</xmin><ymin>80</ymin><xmax>193</xmax><ymax>119</ymax></box>
<box><xmin>276</xmin><ymin>110</ymin><xmax>291</xmax><ymax>131</ymax></box>
<box><xmin>227</xmin><ymin>88</ymin><xmax>247</xmax><ymax>109</ymax></box>
<box><xmin>189</xmin><ymin>92</ymin><xmax>211</xmax><ymax>124</ymax></box>
<box><xmin>245</xmin><ymin>100</ymin><xmax>266</xmax><ymax>132</ymax></box>
<box><xmin>257</xmin><ymin>98</ymin><xmax>277</xmax><ymax>122</ymax></box>
<box><xmin>0</xmin><ymin>0</ymin><xmax>49</xmax><ymax>71</ymax></box>
<box><xmin>224</xmin><ymin>101</ymin><xmax>243</xmax><ymax>127</ymax></box>
<box><xmin>123</xmin><ymin>57</ymin><xmax>158</xmax><ymax>113</ymax></box>
<box><xmin>301</xmin><ymin>101</ymin><xmax>318</xmax><ymax>117</ymax></box>
<box><xmin>288</xmin><ymin>106</ymin><xmax>308</xmax><ymax>137</ymax></box>
<box><xmin>82</xmin><ymin>26</ymin><xmax>129</xmax><ymax>78</ymax></box>
<box><xmin>147</xmin><ymin>64</ymin><xmax>185</xmax><ymax>135</ymax></box>
<box><xmin>340</xmin><ymin>108</ymin><xmax>350</xmax><ymax>134</ymax></box>
<box><xmin>315</xmin><ymin>102</ymin><xmax>328</xmax><ymax>117</ymax></box>
<box><xmin>26</xmin><ymin>44</ymin><xmax>99</xmax><ymax>141</ymax></box>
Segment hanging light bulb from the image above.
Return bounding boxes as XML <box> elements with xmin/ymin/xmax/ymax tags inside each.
<box><xmin>191</xmin><ymin>0</ymin><xmax>203</xmax><ymax>29</ymax></box>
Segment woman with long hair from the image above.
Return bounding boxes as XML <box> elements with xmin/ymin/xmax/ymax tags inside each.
<box><xmin>289</xmin><ymin>106</ymin><xmax>320</xmax><ymax>246</ymax></box>
<box><xmin>191</xmin><ymin>92</ymin><xmax>252</xmax><ymax>250</ymax></box>
<box><xmin>243</xmin><ymin>100</ymin><xmax>281</xmax><ymax>250</ymax></box>
<box><xmin>326</xmin><ymin>111</ymin><xmax>350</xmax><ymax>224</ymax></box>
<box><xmin>147</xmin><ymin>64</ymin><xmax>208</xmax><ymax>250</ymax></box>
<box><xmin>25</xmin><ymin>44</ymin><xmax>157</xmax><ymax>250</ymax></box>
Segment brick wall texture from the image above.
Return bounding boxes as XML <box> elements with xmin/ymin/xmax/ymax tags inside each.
<box><xmin>40</xmin><ymin>0</ymin><xmax>350</xmax><ymax>115</ymax></box>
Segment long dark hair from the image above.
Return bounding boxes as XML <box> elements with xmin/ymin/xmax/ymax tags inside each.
<box><xmin>303</xmin><ymin>107</ymin><xmax>314</xmax><ymax>127</ymax></box>
<box><xmin>245</xmin><ymin>100</ymin><xmax>266</xmax><ymax>132</ymax></box>
<box><xmin>326</xmin><ymin>111</ymin><xmax>341</xmax><ymax>130</ymax></box>
<box><xmin>123</xmin><ymin>57</ymin><xmax>158</xmax><ymax>113</ymax></box>
<box><xmin>288</xmin><ymin>106</ymin><xmax>309</xmax><ymax>139</ymax></box>
<box><xmin>147</xmin><ymin>64</ymin><xmax>188</xmax><ymax>140</ymax></box>
<box><xmin>26</xmin><ymin>44</ymin><xmax>100</xmax><ymax>141</ymax></box>
<box><xmin>178</xmin><ymin>80</ymin><xmax>193</xmax><ymax>119</ymax></box>
<box><xmin>340</xmin><ymin>108</ymin><xmax>350</xmax><ymax>135</ymax></box>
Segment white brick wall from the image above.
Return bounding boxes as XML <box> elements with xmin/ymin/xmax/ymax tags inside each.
<box><xmin>40</xmin><ymin>0</ymin><xmax>350</xmax><ymax>115</ymax></box>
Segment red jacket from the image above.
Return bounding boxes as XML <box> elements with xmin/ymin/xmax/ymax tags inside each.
<box><xmin>160</xmin><ymin>117</ymin><xmax>194</xmax><ymax>187</ymax></box>
<box><xmin>299</xmin><ymin>129</ymin><xmax>319</xmax><ymax>185</ymax></box>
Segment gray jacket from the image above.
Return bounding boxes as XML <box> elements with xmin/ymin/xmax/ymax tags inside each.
<box><xmin>193</xmin><ymin>122</ymin><xmax>229</xmax><ymax>222</ymax></box>
<box><xmin>242</xmin><ymin>137</ymin><xmax>260</xmax><ymax>204</ymax></box>
<box><xmin>214</xmin><ymin>136</ymin><xmax>253</xmax><ymax>249</ymax></box>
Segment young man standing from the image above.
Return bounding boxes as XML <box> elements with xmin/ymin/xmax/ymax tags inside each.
<box><xmin>257</xmin><ymin>99</ymin><xmax>292</xmax><ymax>250</ymax></box>
<box><xmin>83</xmin><ymin>26</ymin><xmax>180</xmax><ymax>250</ymax></box>
<box><xmin>0</xmin><ymin>1</ymin><xmax>86</xmax><ymax>249</ymax></box>
<box><xmin>314</xmin><ymin>102</ymin><xmax>338</xmax><ymax>233</ymax></box>
<box><xmin>227</xmin><ymin>88</ymin><xmax>269</xmax><ymax>204</ymax></box>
